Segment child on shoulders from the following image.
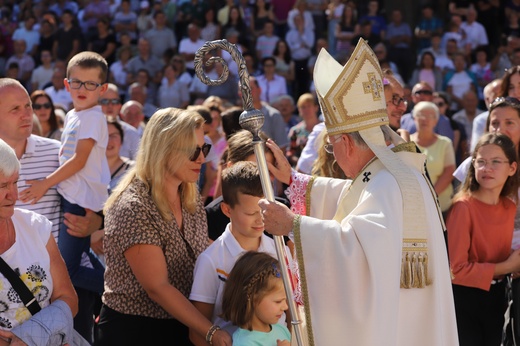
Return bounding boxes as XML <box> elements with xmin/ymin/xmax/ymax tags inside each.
<box><xmin>20</xmin><ymin>51</ymin><xmax>110</xmax><ymax>342</ymax></box>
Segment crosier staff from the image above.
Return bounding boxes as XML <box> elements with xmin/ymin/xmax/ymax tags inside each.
<box><xmin>194</xmin><ymin>39</ymin><xmax>304</xmax><ymax>346</ymax></box>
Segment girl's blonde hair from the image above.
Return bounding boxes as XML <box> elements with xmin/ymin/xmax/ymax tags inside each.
<box><xmin>104</xmin><ymin>107</ymin><xmax>205</xmax><ymax>219</ymax></box>
<box><xmin>455</xmin><ymin>133</ymin><xmax>519</xmax><ymax>203</ymax></box>
<box><xmin>221</xmin><ymin>251</ymin><xmax>283</xmax><ymax>331</ymax></box>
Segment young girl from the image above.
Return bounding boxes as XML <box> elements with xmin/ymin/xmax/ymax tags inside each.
<box><xmin>448</xmin><ymin>133</ymin><xmax>520</xmax><ymax>346</ymax></box>
<box><xmin>221</xmin><ymin>251</ymin><xmax>291</xmax><ymax>346</ymax></box>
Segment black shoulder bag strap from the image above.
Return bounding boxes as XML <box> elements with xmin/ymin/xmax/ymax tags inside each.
<box><xmin>0</xmin><ymin>256</ymin><xmax>42</xmax><ymax>315</ymax></box>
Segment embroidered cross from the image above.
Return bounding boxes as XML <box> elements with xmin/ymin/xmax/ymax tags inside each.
<box><xmin>362</xmin><ymin>172</ymin><xmax>371</xmax><ymax>182</ymax></box>
<box><xmin>362</xmin><ymin>73</ymin><xmax>383</xmax><ymax>101</ymax></box>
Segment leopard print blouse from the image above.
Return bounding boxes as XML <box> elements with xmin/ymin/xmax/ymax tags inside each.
<box><xmin>102</xmin><ymin>178</ymin><xmax>208</xmax><ymax>319</ymax></box>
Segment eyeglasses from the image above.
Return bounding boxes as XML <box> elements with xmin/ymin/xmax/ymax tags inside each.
<box><xmin>67</xmin><ymin>79</ymin><xmax>103</xmax><ymax>91</ymax></box>
<box><xmin>33</xmin><ymin>102</ymin><xmax>51</xmax><ymax>110</ymax></box>
<box><xmin>190</xmin><ymin>143</ymin><xmax>212</xmax><ymax>161</ymax></box>
<box><xmin>324</xmin><ymin>135</ymin><xmax>342</xmax><ymax>154</ymax></box>
<box><xmin>472</xmin><ymin>158</ymin><xmax>511</xmax><ymax>169</ymax></box>
<box><xmin>387</xmin><ymin>95</ymin><xmax>408</xmax><ymax>107</ymax></box>
<box><xmin>414</xmin><ymin>90</ymin><xmax>433</xmax><ymax>96</ymax></box>
<box><xmin>435</xmin><ymin>101</ymin><xmax>446</xmax><ymax>107</ymax></box>
<box><xmin>99</xmin><ymin>98</ymin><xmax>121</xmax><ymax>105</ymax></box>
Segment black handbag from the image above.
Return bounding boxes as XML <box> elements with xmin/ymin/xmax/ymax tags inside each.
<box><xmin>0</xmin><ymin>256</ymin><xmax>42</xmax><ymax>315</ymax></box>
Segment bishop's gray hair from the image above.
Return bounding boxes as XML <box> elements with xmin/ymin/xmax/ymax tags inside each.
<box><xmin>346</xmin><ymin>125</ymin><xmax>393</xmax><ymax>149</ymax></box>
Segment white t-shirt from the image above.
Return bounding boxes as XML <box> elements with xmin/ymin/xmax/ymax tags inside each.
<box><xmin>447</xmin><ymin>72</ymin><xmax>473</xmax><ymax>110</ymax></box>
<box><xmin>296</xmin><ymin>122</ymin><xmax>325</xmax><ymax>174</ymax></box>
<box><xmin>30</xmin><ymin>65</ymin><xmax>54</xmax><ymax>90</ymax></box>
<box><xmin>178</xmin><ymin>38</ymin><xmax>205</xmax><ymax>70</ymax></box>
<box><xmin>43</xmin><ymin>87</ymin><xmax>73</xmax><ymax>111</ymax></box>
<box><xmin>12</xmin><ymin>27</ymin><xmax>40</xmax><ymax>53</ymax></box>
<box><xmin>190</xmin><ymin>224</ymin><xmax>289</xmax><ymax>335</ymax></box>
<box><xmin>58</xmin><ymin>105</ymin><xmax>110</xmax><ymax>211</ymax></box>
<box><xmin>0</xmin><ymin>209</ymin><xmax>53</xmax><ymax>331</ymax></box>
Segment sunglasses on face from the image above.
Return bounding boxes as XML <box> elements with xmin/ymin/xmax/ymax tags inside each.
<box><xmin>99</xmin><ymin>98</ymin><xmax>121</xmax><ymax>105</ymax></box>
<box><xmin>33</xmin><ymin>102</ymin><xmax>52</xmax><ymax>110</ymax></box>
<box><xmin>190</xmin><ymin>143</ymin><xmax>212</xmax><ymax>161</ymax></box>
<box><xmin>435</xmin><ymin>101</ymin><xmax>446</xmax><ymax>107</ymax></box>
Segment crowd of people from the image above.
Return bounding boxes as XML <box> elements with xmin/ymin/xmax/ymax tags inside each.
<box><xmin>3</xmin><ymin>0</ymin><xmax>520</xmax><ymax>345</ymax></box>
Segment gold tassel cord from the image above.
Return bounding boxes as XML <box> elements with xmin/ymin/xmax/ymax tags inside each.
<box><xmin>400</xmin><ymin>252</ymin><xmax>430</xmax><ymax>289</ymax></box>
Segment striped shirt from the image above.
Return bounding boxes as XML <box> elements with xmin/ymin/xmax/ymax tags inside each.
<box><xmin>16</xmin><ymin>135</ymin><xmax>62</xmax><ymax>242</ymax></box>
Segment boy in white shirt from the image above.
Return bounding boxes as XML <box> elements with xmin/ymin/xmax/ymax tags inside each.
<box><xmin>20</xmin><ymin>51</ymin><xmax>110</xmax><ymax>342</ymax></box>
<box><xmin>189</xmin><ymin>161</ymin><xmax>291</xmax><ymax>345</ymax></box>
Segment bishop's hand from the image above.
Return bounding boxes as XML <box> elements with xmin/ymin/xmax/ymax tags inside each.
<box><xmin>265</xmin><ymin>139</ymin><xmax>292</xmax><ymax>185</ymax></box>
<box><xmin>259</xmin><ymin>198</ymin><xmax>295</xmax><ymax>236</ymax></box>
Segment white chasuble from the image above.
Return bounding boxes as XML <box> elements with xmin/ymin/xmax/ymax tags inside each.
<box><xmin>294</xmin><ymin>151</ymin><xmax>458</xmax><ymax>346</ymax></box>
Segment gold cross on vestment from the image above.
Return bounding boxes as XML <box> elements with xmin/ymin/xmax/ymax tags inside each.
<box><xmin>362</xmin><ymin>72</ymin><xmax>383</xmax><ymax>101</ymax></box>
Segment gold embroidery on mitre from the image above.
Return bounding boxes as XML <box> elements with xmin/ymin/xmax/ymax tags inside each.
<box><xmin>314</xmin><ymin>39</ymin><xmax>388</xmax><ymax>137</ymax></box>
<box><xmin>362</xmin><ymin>72</ymin><xmax>383</xmax><ymax>101</ymax></box>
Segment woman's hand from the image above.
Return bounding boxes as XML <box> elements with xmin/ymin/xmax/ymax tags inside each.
<box><xmin>277</xmin><ymin>340</ymin><xmax>290</xmax><ymax>346</ymax></box>
<box><xmin>210</xmin><ymin>329</ymin><xmax>232</xmax><ymax>346</ymax></box>
<box><xmin>265</xmin><ymin>139</ymin><xmax>292</xmax><ymax>185</ymax></box>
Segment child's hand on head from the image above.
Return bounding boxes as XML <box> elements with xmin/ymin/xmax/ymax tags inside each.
<box><xmin>277</xmin><ymin>340</ymin><xmax>290</xmax><ymax>346</ymax></box>
<box><xmin>19</xmin><ymin>179</ymin><xmax>49</xmax><ymax>204</ymax></box>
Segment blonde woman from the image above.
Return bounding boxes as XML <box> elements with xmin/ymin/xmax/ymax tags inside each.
<box><xmin>97</xmin><ymin>108</ymin><xmax>231</xmax><ymax>345</ymax></box>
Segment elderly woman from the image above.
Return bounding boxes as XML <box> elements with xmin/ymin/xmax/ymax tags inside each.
<box><xmin>410</xmin><ymin>101</ymin><xmax>456</xmax><ymax>214</ymax></box>
<box><xmin>0</xmin><ymin>139</ymin><xmax>77</xmax><ymax>345</ymax></box>
<box><xmin>96</xmin><ymin>108</ymin><xmax>231</xmax><ymax>345</ymax></box>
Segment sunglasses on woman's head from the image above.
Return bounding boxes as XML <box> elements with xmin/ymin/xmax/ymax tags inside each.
<box><xmin>190</xmin><ymin>143</ymin><xmax>212</xmax><ymax>161</ymax></box>
<box><xmin>491</xmin><ymin>96</ymin><xmax>520</xmax><ymax>107</ymax></box>
<box><xmin>33</xmin><ymin>102</ymin><xmax>52</xmax><ymax>110</ymax></box>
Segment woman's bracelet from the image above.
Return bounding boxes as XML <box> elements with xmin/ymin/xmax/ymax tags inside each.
<box><xmin>206</xmin><ymin>324</ymin><xmax>221</xmax><ymax>345</ymax></box>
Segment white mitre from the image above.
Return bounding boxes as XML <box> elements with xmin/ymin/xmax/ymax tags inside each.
<box><xmin>313</xmin><ymin>39</ymin><xmax>432</xmax><ymax>289</ymax></box>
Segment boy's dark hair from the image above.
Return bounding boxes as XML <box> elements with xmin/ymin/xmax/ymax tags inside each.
<box><xmin>221</xmin><ymin>106</ymin><xmax>243</xmax><ymax>139</ymax></box>
<box><xmin>188</xmin><ymin>105</ymin><xmax>212</xmax><ymax>125</ymax></box>
<box><xmin>221</xmin><ymin>161</ymin><xmax>263</xmax><ymax>208</ymax></box>
<box><xmin>154</xmin><ymin>9</ymin><xmax>165</xmax><ymax>18</ymax></box>
<box><xmin>7</xmin><ymin>62</ymin><xmax>19</xmax><ymax>70</ymax></box>
<box><xmin>261</xmin><ymin>56</ymin><xmax>276</xmax><ymax>66</ymax></box>
<box><xmin>66</xmin><ymin>51</ymin><xmax>108</xmax><ymax>82</ymax></box>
